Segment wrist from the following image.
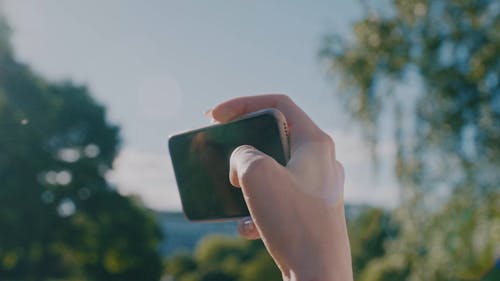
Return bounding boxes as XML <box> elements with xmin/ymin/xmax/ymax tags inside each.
<box><xmin>282</xmin><ymin>203</ymin><xmax>353</xmax><ymax>281</ymax></box>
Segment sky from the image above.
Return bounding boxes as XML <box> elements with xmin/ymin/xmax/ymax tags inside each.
<box><xmin>2</xmin><ymin>0</ymin><xmax>399</xmax><ymax>211</ymax></box>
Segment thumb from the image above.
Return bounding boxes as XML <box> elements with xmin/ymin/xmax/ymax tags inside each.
<box><xmin>229</xmin><ymin>145</ymin><xmax>284</xmax><ymax>192</ymax></box>
<box><xmin>229</xmin><ymin>145</ymin><xmax>290</xmax><ymax>241</ymax></box>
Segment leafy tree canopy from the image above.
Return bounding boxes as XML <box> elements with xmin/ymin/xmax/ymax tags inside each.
<box><xmin>0</xmin><ymin>16</ymin><xmax>163</xmax><ymax>281</ymax></box>
<box><xmin>165</xmin><ymin>235</ymin><xmax>281</xmax><ymax>281</ymax></box>
<box><xmin>321</xmin><ymin>0</ymin><xmax>500</xmax><ymax>280</ymax></box>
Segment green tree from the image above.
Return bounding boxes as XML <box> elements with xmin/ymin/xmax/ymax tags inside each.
<box><xmin>321</xmin><ymin>0</ymin><xmax>500</xmax><ymax>280</ymax></box>
<box><xmin>165</xmin><ymin>235</ymin><xmax>281</xmax><ymax>281</ymax></box>
<box><xmin>166</xmin><ymin>254</ymin><xmax>198</xmax><ymax>280</ymax></box>
<box><xmin>348</xmin><ymin>207</ymin><xmax>399</xmax><ymax>277</ymax></box>
<box><xmin>0</xmin><ymin>16</ymin><xmax>163</xmax><ymax>280</ymax></box>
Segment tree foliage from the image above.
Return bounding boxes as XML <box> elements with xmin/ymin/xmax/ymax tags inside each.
<box><xmin>348</xmin><ymin>207</ymin><xmax>399</xmax><ymax>277</ymax></box>
<box><xmin>0</xmin><ymin>17</ymin><xmax>163</xmax><ymax>280</ymax></box>
<box><xmin>165</xmin><ymin>208</ymin><xmax>399</xmax><ymax>281</ymax></box>
<box><xmin>321</xmin><ymin>0</ymin><xmax>500</xmax><ymax>280</ymax></box>
<box><xmin>165</xmin><ymin>235</ymin><xmax>282</xmax><ymax>281</ymax></box>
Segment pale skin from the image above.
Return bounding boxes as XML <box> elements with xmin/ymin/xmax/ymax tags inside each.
<box><xmin>207</xmin><ymin>94</ymin><xmax>353</xmax><ymax>281</ymax></box>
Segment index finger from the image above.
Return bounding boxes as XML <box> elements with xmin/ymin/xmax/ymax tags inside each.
<box><xmin>211</xmin><ymin>94</ymin><xmax>320</xmax><ymax>142</ymax></box>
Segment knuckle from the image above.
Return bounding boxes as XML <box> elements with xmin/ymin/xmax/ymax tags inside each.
<box><xmin>231</xmin><ymin>145</ymin><xmax>253</xmax><ymax>158</ymax></box>
<box><xmin>319</xmin><ymin>132</ymin><xmax>335</xmax><ymax>149</ymax></box>
<box><xmin>274</xmin><ymin>93</ymin><xmax>294</xmax><ymax>104</ymax></box>
<box><xmin>277</xmin><ymin>93</ymin><xmax>292</xmax><ymax>101</ymax></box>
<box><xmin>336</xmin><ymin>160</ymin><xmax>345</xmax><ymax>175</ymax></box>
<box><xmin>315</xmin><ymin>132</ymin><xmax>337</xmax><ymax>159</ymax></box>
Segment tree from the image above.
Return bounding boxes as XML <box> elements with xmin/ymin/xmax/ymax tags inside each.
<box><xmin>347</xmin><ymin>207</ymin><xmax>399</xmax><ymax>277</ymax></box>
<box><xmin>165</xmin><ymin>235</ymin><xmax>281</xmax><ymax>281</ymax></box>
<box><xmin>321</xmin><ymin>0</ymin><xmax>500</xmax><ymax>280</ymax></box>
<box><xmin>0</xmin><ymin>16</ymin><xmax>163</xmax><ymax>280</ymax></box>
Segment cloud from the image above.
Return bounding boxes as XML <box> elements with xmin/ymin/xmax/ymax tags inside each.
<box><xmin>106</xmin><ymin>148</ymin><xmax>182</xmax><ymax>211</ymax></box>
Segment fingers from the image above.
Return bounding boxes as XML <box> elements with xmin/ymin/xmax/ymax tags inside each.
<box><xmin>335</xmin><ymin>160</ymin><xmax>345</xmax><ymax>186</ymax></box>
<box><xmin>211</xmin><ymin>94</ymin><xmax>298</xmax><ymax>123</ymax></box>
<box><xmin>237</xmin><ymin>217</ymin><xmax>261</xmax><ymax>240</ymax></box>
<box><xmin>210</xmin><ymin>94</ymin><xmax>320</xmax><ymax>143</ymax></box>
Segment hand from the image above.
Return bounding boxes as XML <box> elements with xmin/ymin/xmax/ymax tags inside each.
<box><xmin>209</xmin><ymin>94</ymin><xmax>353</xmax><ymax>281</ymax></box>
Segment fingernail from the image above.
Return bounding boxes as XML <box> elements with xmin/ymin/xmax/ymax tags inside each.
<box><xmin>204</xmin><ymin>108</ymin><xmax>213</xmax><ymax>119</ymax></box>
<box><xmin>204</xmin><ymin>109</ymin><xmax>218</xmax><ymax>124</ymax></box>
<box><xmin>242</xmin><ymin>218</ymin><xmax>254</xmax><ymax>233</ymax></box>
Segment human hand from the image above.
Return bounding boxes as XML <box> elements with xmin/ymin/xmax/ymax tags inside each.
<box><xmin>208</xmin><ymin>94</ymin><xmax>353</xmax><ymax>281</ymax></box>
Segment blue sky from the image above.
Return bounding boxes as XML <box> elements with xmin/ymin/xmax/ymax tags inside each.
<box><xmin>2</xmin><ymin>0</ymin><xmax>399</xmax><ymax>211</ymax></box>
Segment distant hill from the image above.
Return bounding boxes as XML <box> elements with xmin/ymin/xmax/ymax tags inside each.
<box><xmin>155</xmin><ymin>211</ymin><xmax>238</xmax><ymax>257</ymax></box>
<box><xmin>155</xmin><ymin>205</ymin><xmax>370</xmax><ymax>257</ymax></box>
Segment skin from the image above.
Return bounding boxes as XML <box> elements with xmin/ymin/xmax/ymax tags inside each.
<box><xmin>208</xmin><ymin>94</ymin><xmax>353</xmax><ymax>281</ymax></box>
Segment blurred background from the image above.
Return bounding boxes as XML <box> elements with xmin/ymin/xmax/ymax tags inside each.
<box><xmin>0</xmin><ymin>0</ymin><xmax>498</xmax><ymax>280</ymax></box>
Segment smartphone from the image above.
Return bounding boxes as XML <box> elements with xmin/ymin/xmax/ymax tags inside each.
<box><xmin>168</xmin><ymin>109</ymin><xmax>290</xmax><ymax>222</ymax></box>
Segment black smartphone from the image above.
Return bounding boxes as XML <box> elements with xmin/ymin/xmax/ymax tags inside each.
<box><xmin>168</xmin><ymin>109</ymin><xmax>290</xmax><ymax>222</ymax></box>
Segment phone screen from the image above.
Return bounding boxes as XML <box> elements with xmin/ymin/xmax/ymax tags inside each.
<box><xmin>168</xmin><ymin>113</ymin><xmax>288</xmax><ymax>221</ymax></box>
